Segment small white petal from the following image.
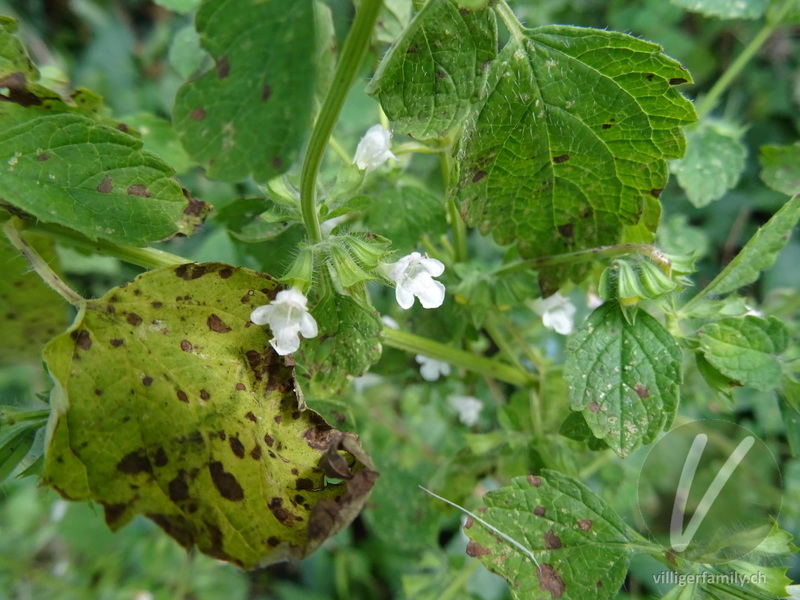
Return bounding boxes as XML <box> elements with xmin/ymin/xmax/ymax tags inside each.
<box><xmin>381</xmin><ymin>316</ymin><xmax>399</xmax><ymax>330</ymax></box>
<box><xmin>271</xmin><ymin>328</ymin><xmax>301</xmax><ymax>355</ymax></box>
<box><xmin>395</xmin><ymin>286</ymin><xmax>415</xmax><ymax>310</ymax></box>
<box><xmin>419</xmin><ymin>257</ymin><xmax>445</xmax><ymax>277</ymax></box>
<box><xmin>250</xmin><ymin>304</ymin><xmax>274</xmax><ymax>325</ymax></box>
<box><xmin>354</xmin><ymin>124</ymin><xmax>395</xmax><ymax>172</ymax></box>
<box><xmin>448</xmin><ymin>395</ymin><xmax>483</xmax><ymax>426</ymax></box>
<box><xmin>299</xmin><ymin>312</ymin><xmax>318</xmax><ymax>338</ymax></box>
<box><xmin>415</xmin><ymin>355</ymin><xmax>450</xmax><ymax>381</ymax></box>
<box><xmin>412</xmin><ymin>276</ymin><xmax>445</xmax><ymax>309</ymax></box>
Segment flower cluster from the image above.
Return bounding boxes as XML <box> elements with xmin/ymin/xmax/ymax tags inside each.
<box><xmin>250</xmin><ymin>288</ymin><xmax>318</xmax><ymax>355</ymax></box>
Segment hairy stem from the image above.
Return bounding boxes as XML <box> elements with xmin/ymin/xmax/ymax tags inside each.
<box><xmin>3</xmin><ymin>218</ymin><xmax>84</xmax><ymax>306</ymax></box>
<box><xmin>383</xmin><ymin>327</ymin><xmax>533</xmax><ymax>387</ymax></box>
<box><xmin>495</xmin><ymin>0</ymin><xmax>526</xmax><ymax>39</ymax></box>
<box><xmin>300</xmin><ymin>0</ymin><xmax>383</xmax><ymax>243</ymax></box>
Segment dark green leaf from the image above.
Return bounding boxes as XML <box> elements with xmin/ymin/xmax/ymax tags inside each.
<box><xmin>455</xmin><ymin>26</ymin><xmax>696</xmax><ymax>288</ymax></box>
<box><xmin>366</xmin><ymin>0</ymin><xmax>497</xmax><ymax>141</ymax></box>
<box><xmin>174</xmin><ymin>0</ymin><xmax>319</xmax><ymax>181</ymax></box>
<box><xmin>366</xmin><ymin>186</ymin><xmax>447</xmax><ymax>254</ymax></box>
<box><xmin>464</xmin><ymin>471</ymin><xmax>631</xmax><ymax>600</ymax></box>
<box><xmin>565</xmin><ymin>303</ymin><xmax>682</xmax><ymax>457</ymax></box>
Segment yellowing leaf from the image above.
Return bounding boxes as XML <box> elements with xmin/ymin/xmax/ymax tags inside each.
<box><xmin>42</xmin><ymin>262</ymin><xmax>377</xmax><ymax>569</ymax></box>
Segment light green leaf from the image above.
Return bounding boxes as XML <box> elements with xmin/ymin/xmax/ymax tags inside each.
<box><xmin>122</xmin><ymin>113</ymin><xmax>197</xmax><ymax>175</ymax></box>
<box><xmin>686</xmin><ymin>195</ymin><xmax>800</xmax><ymax>305</ymax></box>
<box><xmin>366</xmin><ymin>0</ymin><xmax>498</xmax><ymax>141</ymax></box>
<box><xmin>42</xmin><ymin>262</ymin><xmax>378</xmax><ymax>569</ymax></box>
<box><xmin>296</xmin><ymin>294</ymin><xmax>383</xmax><ymax>398</ymax></box>
<box><xmin>565</xmin><ymin>303</ymin><xmax>682</xmax><ymax>457</ymax></box>
<box><xmin>0</xmin><ymin>221</ymin><xmax>69</xmax><ymax>363</ymax></box>
<box><xmin>371</xmin><ymin>0</ymin><xmax>413</xmax><ymax>44</ymax></box>
<box><xmin>0</xmin><ymin>106</ymin><xmax>206</xmax><ymax>245</ymax></box>
<box><xmin>464</xmin><ymin>471</ymin><xmax>631</xmax><ymax>600</ymax></box>
<box><xmin>759</xmin><ymin>143</ymin><xmax>800</xmax><ymax>196</ymax></box>
<box><xmin>215</xmin><ymin>198</ymin><xmax>299</xmax><ymax>243</ymax></box>
<box><xmin>365</xmin><ymin>186</ymin><xmax>447</xmax><ymax>254</ymax></box>
<box><xmin>0</xmin><ymin>16</ymin><xmax>37</xmax><ymax>82</ymax></box>
<box><xmin>0</xmin><ymin>421</ymin><xmax>42</xmax><ymax>485</ymax></box>
<box><xmin>669</xmin><ymin>0</ymin><xmax>769</xmax><ymax>20</ymax></box>
<box><xmin>673</xmin><ymin>121</ymin><xmax>746</xmax><ymax>208</ymax></box>
<box><xmin>456</xmin><ymin>26</ymin><xmax>696</xmax><ymax>288</ymax></box>
<box><xmin>698</xmin><ymin>316</ymin><xmax>787</xmax><ymax>392</ymax></box>
<box><xmin>174</xmin><ymin>0</ymin><xmax>319</xmax><ymax>182</ymax></box>
<box><xmin>168</xmin><ymin>25</ymin><xmax>207</xmax><ymax>80</ymax></box>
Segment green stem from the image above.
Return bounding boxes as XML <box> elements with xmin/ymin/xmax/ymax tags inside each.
<box><xmin>383</xmin><ymin>328</ymin><xmax>532</xmax><ymax>387</ymax></box>
<box><xmin>440</xmin><ymin>153</ymin><xmax>468</xmax><ymax>263</ymax></box>
<box><xmin>495</xmin><ymin>0</ymin><xmax>526</xmax><ymax>40</ymax></box>
<box><xmin>484</xmin><ymin>314</ymin><xmax>526</xmax><ymax>374</ymax></box>
<box><xmin>299</xmin><ymin>0</ymin><xmax>383</xmax><ymax>244</ymax></box>
<box><xmin>492</xmin><ymin>244</ymin><xmax>671</xmax><ymax>278</ymax></box>
<box><xmin>3</xmin><ymin>218</ymin><xmax>84</xmax><ymax>305</ymax></box>
<box><xmin>439</xmin><ymin>560</ymin><xmax>479</xmax><ymax>600</ymax></box>
<box><xmin>28</xmin><ymin>222</ymin><xmax>186</xmax><ymax>269</ymax></box>
<box><xmin>695</xmin><ymin>0</ymin><xmax>798</xmax><ymax>118</ymax></box>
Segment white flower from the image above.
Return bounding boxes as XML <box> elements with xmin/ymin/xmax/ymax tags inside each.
<box><xmin>448</xmin><ymin>395</ymin><xmax>483</xmax><ymax>426</ymax></box>
<box><xmin>388</xmin><ymin>252</ymin><xmax>446</xmax><ymax>309</ymax></box>
<box><xmin>353</xmin><ymin>124</ymin><xmax>397</xmax><ymax>172</ymax></box>
<box><xmin>587</xmin><ymin>292</ymin><xmax>604</xmax><ymax>309</ymax></box>
<box><xmin>250</xmin><ymin>288</ymin><xmax>318</xmax><ymax>355</ymax></box>
<box><xmin>415</xmin><ymin>354</ymin><xmax>451</xmax><ymax>381</ymax></box>
<box><xmin>531</xmin><ymin>293</ymin><xmax>576</xmax><ymax>335</ymax></box>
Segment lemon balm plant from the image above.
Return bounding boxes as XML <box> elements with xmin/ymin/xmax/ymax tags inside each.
<box><xmin>0</xmin><ymin>0</ymin><xmax>799</xmax><ymax>598</ymax></box>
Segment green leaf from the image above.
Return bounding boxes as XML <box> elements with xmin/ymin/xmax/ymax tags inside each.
<box><xmin>296</xmin><ymin>294</ymin><xmax>383</xmax><ymax>397</ymax></box>
<box><xmin>0</xmin><ymin>422</ymin><xmax>41</xmax><ymax>485</ymax></box>
<box><xmin>759</xmin><ymin>143</ymin><xmax>800</xmax><ymax>196</ymax></box>
<box><xmin>698</xmin><ymin>316</ymin><xmax>788</xmax><ymax>392</ymax></box>
<box><xmin>215</xmin><ymin>198</ymin><xmax>299</xmax><ymax>243</ymax></box>
<box><xmin>42</xmin><ymin>262</ymin><xmax>378</xmax><ymax>569</ymax></box>
<box><xmin>168</xmin><ymin>25</ymin><xmax>207</xmax><ymax>80</ymax></box>
<box><xmin>365</xmin><ymin>186</ymin><xmax>448</xmax><ymax>254</ymax></box>
<box><xmin>122</xmin><ymin>113</ymin><xmax>197</xmax><ymax>175</ymax></box>
<box><xmin>0</xmin><ymin>222</ymin><xmax>69</xmax><ymax>363</ymax></box>
<box><xmin>366</xmin><ymin>0</ymin><xmax>498</xmax><ymax>141</ymax></box>
<box><xmin>668</xmin><ymin>0</ymin><xmax>769</xmax><ymax>20</ymax></box>
<box><xmin>174</xmin><ymin>0</ymin><xmax>319</xmax><ymax>182</ymax></box>
<box><xmin>464</xmin><ymin>471</ymin><xmax>631</xmax><ymax>600</ymax></box>
<box><xmin>673</xmin><ymin>121</ymin><xmax>746</xmax><ymax>208</ymax></box>
<box><xmin>455</xmin><ymin>26</ymin><xmax>696</xmax><ymax>288</ymax></box>
<box><xmin>685</xmin><ymin>195</ymin><xmax>800</xmax><ymax>305</ymax></box>
<box><xmin>565</xmin><ymin>303</ymin><xmax>682</xmax><ymax>457</ymax></box>
<box><xmin>372</xmin><ymin>0</ymin><xmax>413</xmax><ymax>44</ymax></box>
<box><xmin>0</xmin><ymin>107</ymin><xmax>207</xmax><ymax>245</ymax></box>
<box><xmin>0</xmin><ymin>16</ymin><xmax>37</xmax><ymax>83</ymax></box>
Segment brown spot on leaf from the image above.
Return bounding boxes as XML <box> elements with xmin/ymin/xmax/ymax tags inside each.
<box><xmin>102</xmin><ymin>503</ymin><xmax>128</xmax><ymax>526</ymax></box>
<box><xmin>245</xmin><ymin>411</ymin><xmax>257</xmax><ymax>422</ymax></box>
<box><xmin>219</xmin><ymin>268</ymin><xmax>233</xmax><ymax>279</ymax></box>
<box><xmin>544</xmin><ymin>530</ymin><xmax>562</xmax><ymax>549</ymax></box>
<box><xmin>200</xmin><ymin>389</ymin><xmax>210</xmax><ymax>400</ymax></box>
<box><xmin>151</xmin><ymin>301</ymin><xmax>163</xmax><ymax>308</ymax></box>
<box><xmin>175</xmin><ymin>263</ymin><xmax>207</xmax><ymax>280</ymax></box>
<box><xmin>127</xmin><ymin>313</ymin><xmax>143</xmax><ymax>326</ymax></box>
<box><xmin>74</xmin><ymin>330</ymin><xmax>92</xmax><ymax>350</ymax></box>
<box><xmin>578</xmin><ymin>519</ymin><xmax>593</xmax><ymax>531</ymax></box>
<box><xmin>154</xmin><ymin>447</ymin><xmax>168</xmax><ymax>467</ymax></box>
<box><xmin>466</xmin><ymin>540</ymin><xmax>491</xmax><ymax>557</ymax></box>
<box><xmin>110</xmin><ymin>338</ymin><xmax>124</xmax><ymax>347</ymax></box>
<box><xmin>262</xmin><ymin>84</ymin><xmax>272</xmax><ymax>102</ymax></box>
<box><xmin>177</xmin><ymin>390</ymin><xmax>189</xmax><ymax>403</ymax></box>
<box><xmin>646</xmin><ymin>73</ymin><xmax>655</xmax><ymax>81</ymax></box>
<box><xmin>650</xmin><ymin>188</ymin><xmax>663</xmax><ymax>198</ymax></box>
<box><xmin>534</xmin><ymin>505</ymin><xmax>546</xmax><ymax>517</ymax></box>
<box><xmin>553</xmin><ymin>154</ymin><xmax>570</xmax><ymax>164</ymax></box>
<box><xmin>208</xmin><ymin>461</ymin><xmax>244</xmax><ymax>501</ymax></box>
<box><xmin>142</xmin><ymin>376</ymin><xmax>153</xmax><ymax>386</ymax></box>
<box><xmin>634</xmin><ymin>384</ymin><xmax>649</xmax><ymax>399</ymax></box>
<box><xmin>303</xmin><ymin>426</ymin><xmax>335</xmax><ymax>451</ymax></box>
<box><xmin>267</xmin><ymin>536</ymin><xmax>280</xmax><ymax>547</ymax></box>
<box><xmin>229</xmin><ymin>436</ymin><xmax>245</xmax><ymax>458</ymax></box>
<box><xmin>190</xmin><ymin>107</ymin><xmax>206</xmax><ymax>121</ymax></box>
<box><xmin>37</xmin><ymin>153</ymin><xmax>50</xmax><ymax>161</ymax></box>
<box><xmin>602</xmin><ymin>123</ymin><xmax>613</xmax><ymax>130</ymax></box>
<box><xmin>558</xmin><ymin>223</ymin><xmax>574</xmax><ymax>238</ymax></box>
<box><xmin>271</xmin><ymin>156</ymin><xmax>282</xmax><ymax>170</ymax></box>
<box><xmin>180</xmin><ymin>339</ymin><xmax>193</xmax><ymax>352</ymax></box>
<box><xmin>406</xmin><ymin>44</ymin><xmax>418</xmax><ymax>54</ymax></box>
<box><xmin>117</xmin><ymin>450</ymin><xmax>152</xmax><ymax>475</ymax></box>
<box><xmin>96</xmin><ymin>175</ymin><xmax>113</xmax><ymax>193</ymax></box>
<box><xmin>669</xmin><ymin>77</ymin><xmax>687</xmax><ymax>85</ymax></box>
<box><xmin>537</xmin><ymin>564</ymin><xmax>565</xmax><ymax>598</ymax></box>
<box><xmin>235</xmin><ymin>383</ymin><xmax>246</xmax><ymax>391</ymax></box>
<box><xmin>95</xmin><ymin>389</ymin><xmax>102</xmax><ymax>396</ymax></box>
<box><xmin>169</xmin><ymin>473</ymin><xmax>189</xmax><ymax>502</ymax></box>
<box><xmin>216</xmin><ymin>55</ymin><xmax>230</xmax><ymax>79</ymax></box>
<box><xmin>250</xmin><ymin>445</ymin><xmax>262</xmax><ymax>460</ymax></box>
<box><xmin>117</xmin><ymin>123</ymin><xmax>129</xmax><ymax>133</ymax></box>
<box><xmin>589</xmin><ymin>401</ymin><xmax>600</xmax><ymax>413</ymax></box>
<box><xmin>465</xmin><ymin>516</ymin><xmax>474</xmax><ymax>529</ymax></box>
<box><xmin>472</xmin><ymin>170</ymin><xmax>487</xmax><ymax>183</ymax></box>
<box><xmin>528</xmin><ymin>475</ymin><xmax>542</xmax><ymax>487</ymax></box>
<box><xmin>127</xmin><ymin>184</ymin><xmax>151</xmax><ymax>198</ymax></box>
<box><xmin>207</xmin><ymin>314</ymin><xmax>231</xmax><ymax>333</ymax></box>
<box><xmin>296</xmin><ymin>478</ymin><xmax>313</xmax><ymax>491</ymax></box>
<box><xmin>263</xmin><ymin>433</ymin><xmax>274</xmax><ymax>447</ymax></box>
